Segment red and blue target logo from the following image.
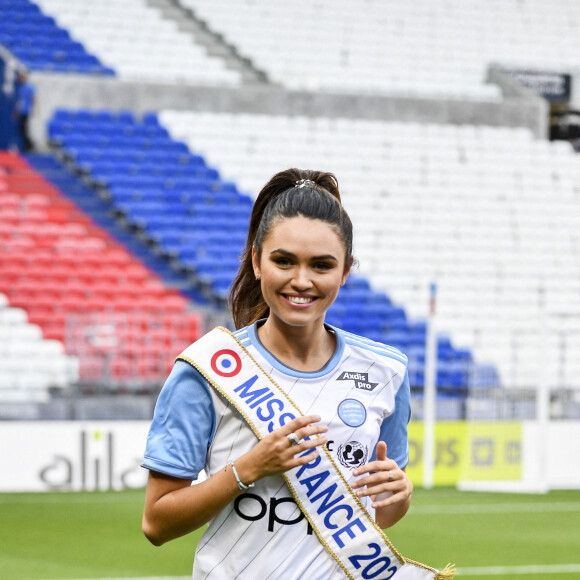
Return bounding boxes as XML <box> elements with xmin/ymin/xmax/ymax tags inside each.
<box><xmin>210</xmin><ymin>349</ymin><xmax>242</xmax><ymax>377</ymax></box>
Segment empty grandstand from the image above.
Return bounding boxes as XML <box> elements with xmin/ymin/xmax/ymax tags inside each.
<box><xmin>156</xmin><ymin>110</ymin><xmax>580</xmax><ymax>392</ymax></box>
<box><xmin>1</xmin><ymin>0</ymin><xmax>580</xmax><ymax>436</ymax></box>
<box><xmin>182</xmin><ymin>0</ymin><xmax>579</xmax><ymax>100</ymax></box>
<box><xmin>0</xmin><ymin>150</ymin><xmax>202</xmax><ymax>416</ymax></box>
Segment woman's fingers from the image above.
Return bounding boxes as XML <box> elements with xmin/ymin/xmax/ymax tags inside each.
<box><xmin>247</xmin><ymin>415</ymin><xmax>329</xmax><ymax>478</ymax></box>
<box><xmin>283</xmin><ymin>415</ymin><xmax>325</xmax><ymax>436</ymax></box>
<box><xmin>281</xmin><ymin>415</ymin><xmax>328</xmax><ymax>448</ymax></box>
<box><xmin>375</xmin><ymin>441</ymin><xmax>387</xmax><ymax>461</ymax></box>
<box><xmin>351</xmin><ymin>457</ymin><xmax>398</xmax><ymax>481</ymax></box>
<box><xmin>351</xmin><ymin>457</ymin><xmax>413</xmax><ymax>509</ymax></box>
<box><xmin>350</xmin><ymin>442</ymin><xmax>402</xmax><ymax>499</ymax></box>
<box><xmin>351</xmin><ymin>469</ymin><xmax>397</xmax><ymax>495</ymax></box>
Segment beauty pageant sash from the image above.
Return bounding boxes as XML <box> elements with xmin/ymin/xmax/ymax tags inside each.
<box><xmin>177</xmin><ymin>327</ymin><xmax>454</xmax><ymax>580</ymax></box>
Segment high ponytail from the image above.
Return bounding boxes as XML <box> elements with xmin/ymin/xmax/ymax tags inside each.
<box><xmin>229</xmin><ymin>168</ymin><xmax>354</xmax><ymax>329</ymax></box>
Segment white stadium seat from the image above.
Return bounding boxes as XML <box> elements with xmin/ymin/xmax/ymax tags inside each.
<box><xmin>34</xmin><ymin>0</ymin><xmax>241</xmax><ymax>86</ymax></box>
<box><xmin>159</xmin><ymin>109</ymin><xmax>580</xmax><ymax>388</ymax></box>
<box><xmin>0</xmin><ymin>304</ymin><xmax>79</xmax><ymax>403</ymax></box>
<box><xmin>178</xmin><ymin>0</ymin><xmax>580</xmax><ymax>99</ymax></box>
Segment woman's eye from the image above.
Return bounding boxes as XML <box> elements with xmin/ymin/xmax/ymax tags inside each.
<box><xmin>314</xmin><ymin>262</ymin><xmax>332</xmax><ymax>271</ymax></box>
<box><xmin>274</xmin><ymin>257</ymin><xmax>291</xmax><ymax>266</ymax></box>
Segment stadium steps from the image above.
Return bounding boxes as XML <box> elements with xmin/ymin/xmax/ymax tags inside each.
<box><xmin>0</xmin><ymin>150</ymin><xmax>202</xmax><ymax>392</ymax></box>
<box><xmin>45</xmin><ymin>108</ymin><xmax>252</xmax><ymax>304</ymax></box>
<box><xmin>147</xmin><ymin>0</ymin><xmax>270</xmax><ymax>85</ymax></box>
<box><xmin>24</xmin><ymin>151</ymin><xmax>209</xmax><ymax>305</ymax></box>
<box><xmin>44</xmin><ymin>107</ymin><xmax>490</xmax><ymax>401</ymax></box>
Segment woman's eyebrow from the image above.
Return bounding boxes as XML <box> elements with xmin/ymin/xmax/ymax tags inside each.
<box><xmin>312</xmin><ymin>254</ymin><xmax>338</xmax><ymax>262</ymax></box>
<box><xmin>269</xmin><ymin>248</ymin><xmax>294</xmax><ymax>257</ymax></box>
<box><xmin>270</xmin><ymin>249</ymin><xmax>338</xmax><ymax>262</ymax></box>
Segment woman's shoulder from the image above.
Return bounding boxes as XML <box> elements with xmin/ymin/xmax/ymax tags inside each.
<box><xmin>332</xmin><ymin>326</ymin><xmax>408</xmax><ymax>366</ymax></box>
<box><xmin>162</xmin><ymin>359</ymin><xmax>211</xmax><ymax>398</ymax></box>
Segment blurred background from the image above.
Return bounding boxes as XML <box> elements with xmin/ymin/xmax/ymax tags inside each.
<box><xmin>1</xmin><ymin>0</ymin><xmax>580</xmax><ymax>528</ymax></box>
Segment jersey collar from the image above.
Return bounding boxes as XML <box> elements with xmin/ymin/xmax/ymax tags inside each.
<box><xmin>247</xmin><ymin>320</ymin><xmax>345</xmax><ymax>379</ymax></box>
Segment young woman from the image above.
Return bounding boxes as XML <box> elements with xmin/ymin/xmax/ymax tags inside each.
<box><xmin>142</xmin><ymin>168</ymin><xmax>413</xmax><ymax>579</ymax></box>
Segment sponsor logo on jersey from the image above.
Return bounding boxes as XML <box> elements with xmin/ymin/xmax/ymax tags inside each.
<box><xmin>337</xmin><ymin>398</ymin><xmax>367</xmax><ymax>427</ymax></box>
<box><xmin>234</xmin><ymin>493</ymin><xmax>314</xmax><ymax>535</ymax></box>
<box><xmin>337</xmin><ymin>440</ymin><xmax>368</xmax><ymax>469</ymax></box>
<box><xmin>337</xmin><ymin>371</ymin><xmax>378</xmax><ymax>391</ymax></box>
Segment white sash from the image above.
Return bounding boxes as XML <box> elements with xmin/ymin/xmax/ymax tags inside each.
<box><xmin>178</xmin><ymin>327</ymin><xmax>454</xmax><ymax>580</ymax></box>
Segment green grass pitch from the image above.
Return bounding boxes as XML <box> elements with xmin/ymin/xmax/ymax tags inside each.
<box><xmin>1</xmin><ymin>487</ymin><xmax>579</xmax><ymax>579</ymax></box>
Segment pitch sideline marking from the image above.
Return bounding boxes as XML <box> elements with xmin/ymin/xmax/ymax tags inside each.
<box><xmin>408</xmin><ymin>502</ymin><xmax>580</xmax><ymax>515</ymax></box>
<box><xmin>46</xmin><ymin>565</ymin><xmax>580</xmax><ymax>579</ymax></box>
<box><xmin>47</xmin><ymin>577</ymin><xmax>191</xmax><ymax>580</ymax></box>
<box><xmin>457</xmin><ymin>563</ymin><xmax>580</xmax><ymax>575</ymax></box>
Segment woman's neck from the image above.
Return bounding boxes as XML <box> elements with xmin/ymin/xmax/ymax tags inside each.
<box><xmin>256</xmin><ymin>318</ymin><xmax>335</xmax><ymax>372</ymax></box>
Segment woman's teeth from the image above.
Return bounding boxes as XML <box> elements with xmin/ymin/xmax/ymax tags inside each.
<box><xmin>287</xmin><ymin>296</ymin><xmax>315</xmax><ymax>304</ymax></box>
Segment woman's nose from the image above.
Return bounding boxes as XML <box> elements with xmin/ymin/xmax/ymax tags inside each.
<box><xmin>291</xmin><ymin>266</ymin><xmax>313</xmax><ymax>290</ymax></box>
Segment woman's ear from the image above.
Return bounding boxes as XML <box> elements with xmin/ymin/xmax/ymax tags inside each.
<box><xmin>251</xmin><ymin>246</ymin><xmax>261</xmax><ymax>280</ymax></box>
<box><xmin>341</xmin><ymin>256</ymin><xmax>354</xmax><ymax>286</ymax></box>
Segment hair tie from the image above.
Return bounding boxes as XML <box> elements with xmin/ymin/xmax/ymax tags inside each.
<box><xmin>295</xmin><ymin>179</ymin><xmax>315</xmax><ymax>189</ymax></box>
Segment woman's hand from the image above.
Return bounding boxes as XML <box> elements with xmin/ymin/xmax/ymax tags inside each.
<box><xmin>350</xmin><ymin>441</ymin><xmax>413</xmax><ymax>528</ymax></box>
<box><xmin>235</xmin><ymin>415</ymin><xmax>328</xmax><ymax>484</ymax></box>
<box><xmin>142</xmin><ymin>415</ymin><xmax>328</xmax><ymax>546</ymax></box>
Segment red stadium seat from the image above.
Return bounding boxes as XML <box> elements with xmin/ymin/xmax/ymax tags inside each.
<box><xmin>161</xmin><ymin>294</ymin><xmax>188</xmax><ymax>313</ymax></box>
<box><xmin>0</xmin><ymin>152</ymin><xmax>203</xmax><ymax>388</ymax></box>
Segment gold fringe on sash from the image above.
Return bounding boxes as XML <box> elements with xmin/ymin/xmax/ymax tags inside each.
<box><xmin>435</xmin><ymin>563</ymin><xmax>457</xmax><ymax>579</ymax></box>
<box><xmin>403</xmin><ymin>559</ymin><xmax>456</xmax><ymax>579</ymax></box>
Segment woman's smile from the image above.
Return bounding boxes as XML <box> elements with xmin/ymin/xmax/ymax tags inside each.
<box><xmin>253</xmin><ymin>216</ymin><xmax>350</xmax><ymax>330</ymax></box>
<box><xmin>282</xmin><ymin>293</ymin><xmax>317</xmax><ymax>306</ymax></box>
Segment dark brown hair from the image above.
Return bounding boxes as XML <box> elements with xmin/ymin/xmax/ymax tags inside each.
<box><xmin>229</xmin><ymin>168</ymin><xmax>354</xmax><ymax>329</ymax></box>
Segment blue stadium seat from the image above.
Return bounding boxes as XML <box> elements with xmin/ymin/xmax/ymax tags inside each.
<box><xmin>0</xmin><ymin>0</ymin><xmax>114</xmax><ymax>75</ymax></box>
<box><xmin>46</xmin><ymin>107</ymin><xmax>484</xmax><ymax>393</ymax></box>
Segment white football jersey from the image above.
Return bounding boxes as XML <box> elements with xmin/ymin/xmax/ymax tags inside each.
<box><xmin>143</xmin><ymin>322</ymin><xmax>410</xmax><ymax>580</ymax></box>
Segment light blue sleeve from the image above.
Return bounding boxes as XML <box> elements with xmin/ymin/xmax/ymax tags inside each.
<box><xmin>142</xmin><ymin>360</ymin><xmax>215</xmax><ymax>480</ymax></box>
<box><xmin>372</xmin><ymin>369</ymin><xmax>411</xmax><ymax>469</ymax></box>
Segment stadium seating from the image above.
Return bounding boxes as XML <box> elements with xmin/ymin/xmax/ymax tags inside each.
<box><xmin>25</xmin><ymin>151</ymin><xmax>208</xmax><ymax>304</ymax></box>
<box><xmin>0</xmin><ymin>0</ymin><xmax>113</xmax><ymax>75</ymax></box>
<box><xmin>0</xmin><ymin>292</ymin><xmax>78</xmax><ymax>402</ymax></box>
<box><xmin>157</xmin><ymin>110</ymin><xmax>580</xmax><ymax>389</ymax></box>
<box><xmin>4</xmin><ymin>0</ymin><xmax>579</xmax><ymax>411</ymax></box>
<box><xmin>31</xmin><ymin>0</ymin><xmax>241</xmax><ymax>85</ymax></box>
<box><xmin>46</xmin><ymin>109</ymin><xmax>481</xmax><ymax>399</ymax></box>
<box><xmin>0</xmin><ymin>150</ymin><xmax>202</xmax><ymax>393</ymax></box>
<box><xmin>180</xmin><ymin>0</ymin><xmax>579</xmax><ymax>100</ymax></box>
<box><xmin>46</xmin><ymin>108</ymin><xmax>253</xmax><ymax>302</ymax></box>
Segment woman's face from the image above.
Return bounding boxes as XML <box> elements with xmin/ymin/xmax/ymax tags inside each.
<box><xmin>252</xmin><ymin>216</ymin><xmax>351</xmax><ymax>331</ymax></box>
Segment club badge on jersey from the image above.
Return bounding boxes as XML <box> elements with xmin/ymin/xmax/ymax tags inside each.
<box><xmin>178</xmin><ymin>327</ymin><xmax>455</xmax><ymax>580</ymax></box>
